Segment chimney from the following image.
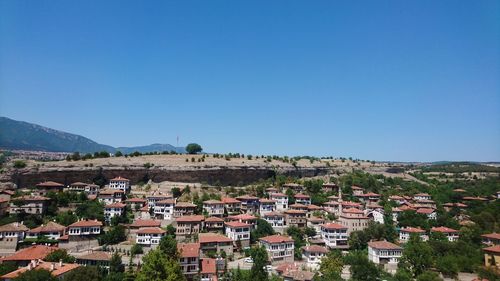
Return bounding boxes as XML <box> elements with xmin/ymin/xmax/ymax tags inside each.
<box><xmin>59</xmin><ymin>259</ymin><xmax>63</xmax><ymax>267</ymax></box>
<box><xmin>51</xmin><ymin>263</ymin><xmax>55</xmax><ymax>271</ymax></box>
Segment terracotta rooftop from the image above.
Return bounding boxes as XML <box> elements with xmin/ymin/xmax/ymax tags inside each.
<box><xmin>0</xmin><ymin>245</ymin><xmax>57</xmax><ymax>261</ymax></box>
<box><xmin>178</xmin><ymin>243</ymin><xmax>200</xmax><ymax>258</ymax></box>
<box><xmin>1</xmin><ymin>260</ymin><xmax>79</xmax><ymax>279</ymax></box>
<box><xmin>400</xmin><ymin>227</ymin><xmax>425</xmax><ymax>233</ymax></box>
<box><xmin>201</xmin><ymin>258</ymin><xmax>216</xmax><ymax>274</ymax></box>
<box><xmin>228</xmin><ymin>214</ymin><xmax>257</xmax><ymax>221</ymax></box>
<box><xmin>70</xmin><ymin>182</ymin><xmax>89</xmax><ymax>186</ymax></box>
<box><xmin>351</xmin><ymin>185</ymin><xmax>363</xmax><ymax>190</ymax></box>
<box><xmin>431</xmin><ymin>226</ymin><xmax>458</xmax><ymax>233</ymax></box>
<box><xmin>176</xmin><ymin>215</ymin><xmax>204</xmax><ymax>223</ymax></box>
<box><xmin>76</xmin><ymin>251</ymin><xmax>111</xmax><ymax>261</ymax></box>
<box><xmin>270</xmin><ymin>192</ymin><xmax>287</xmax><ymax>197</ymax></box>
<box><xmin>416</xmin><ymin>208</ymin><xmax>435</xmax><ymax>214</ymax></box>
<box><xmin>282</xmin><ymin>270</ymin><xmax>315</xmax><ymax>281</ymax></box>
<box><xmin>236</xmin><ymin>195</ymin><xmax>259</xmax><ymax>200</ymax></box>
<box><xmin>105</xmin><ymin>202</ymin><xmax>126</xmax><ymax>208</ymax></box>
<box><xmin>343</xmin><ymin>207</ymin><xmax>364</xmax><ymax>214</ymax></box>
<box><xmin>130</xmin><ymin>219</ymin><xmax>161</xmax><ymax>228</ymax></box>
<box><xmin>221</xmin><ymin>197</ymin><xmax>241</xmax><ymax>204</ymax></box>
<box><xmin>481</xmin><ymin>233</ymin><xmax>500</xmax><ymax>240</ymax></box>
<box><xmin>263</xmin><ymin>211</ymin><xmax>284</xmax><ymax>217</ymax></box>
<box><xmin>12</xmin><ymin>195</ymin><xmax>50</xmax><ymax>201</ymax></box>
<box><xmin>110</xmin><ymin>176</ymin><xmax>129</xmax><ymax>181</ymax></box>
<box><xmin>483</xmin><ymin>245</ymin><xmax>500</xmax><ymax>254</ymax></box>
<box><xmin>0</xmin><ymin>222</ymin><xmax>29</xmax><ymax>232</ymax></box>
<box><xmin>284</xmin><ymin>210</ymin><xmax>307</xmax><ymax>215</ymax></box>
<box><xmin>198</xmin><ymin>233</ymin><xmax>232</xmax><ymax>244</ymax></box>
<box><xmin>259</xmin><ymin>198</ymin><xmax>276</xmax><ymax>203</ymax></box>
<box><xmin>137</xmin><ymin>227</ymin><xmax>166</xmax><ymax>234</ymax></box>
<box><xmin>28</xmin><ymin>221</ymin><xmax>65</xmax><ymax>234</ymax></box>
<box><xmin>205</xmin><ymin>217</ymin><xmax>224</xmax><ymax>223</ymax></box>
<box><xmin>294</xmin><ymin>193</ymin><xmax>310</xmax><ymax>199</ymax></box>
<box><xmin>321</xmin><ymin>223</ymin><xmax>347</xmax><ymax>230</ymax></box>
<box><xmin>289</xmin><ymin>203</ymin><xmax>308</xmax><ymax>209</ymax></box>
<box><xmin>225</xmin><ymin>221</ymin><xmax>250</xmax><ymax>228</ymax></box>
<box><xmin>260</xmin><ymin>234</ymin><xmax>294</xmax><ymax>244</ymax></box>
<box><xmin>368</xmin><ymin>241</ymin><xmax>402</xmax><ymax>250</ymax></box>
<box><xmin>414</xmin><ymin>193</ymin><xmax>431</xmax><ymax>197</ymax></box>
<box><xmin>99</xmin><ymin>189</ymin><xmax>124</xmax><ymax>195</ymax></box>
<box><xmin>203</xmin><ymin>199</ymin><xmax>224</xmax><ymax>204</ymax></box>
<box><xmin>69</xmin><ymin>220</ymin><xmax>103</xmax><ymax>228</ymax></box>
<box><xmin>174</xmin><ymin>202</ymin><xmax>197</xmax><ymax>207</ymax></box>
<box><xmin>303</xmin><ymin>245</ymin><xmax>328</xmax><ymax>253</ymax></box>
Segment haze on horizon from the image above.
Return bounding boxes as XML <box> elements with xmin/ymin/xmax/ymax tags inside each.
<box><xmin>0</xmin><ymin>1</ymin><xmax>499</xmax><ymax>162</ymax></box>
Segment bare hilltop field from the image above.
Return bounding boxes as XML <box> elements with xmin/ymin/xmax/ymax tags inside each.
<box><xmin>0</xmin><ymin>153</ymin><xmax>410</xmax><ymax>188</ymax></box>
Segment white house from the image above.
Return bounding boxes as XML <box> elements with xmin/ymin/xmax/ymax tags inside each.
<box><xmin>259</xmin><ymin>234</ymin><xmax>294</xmax><ymax>264</ymax></box>
<box><xmin>294</xmin><ymin>194</ymin><xmax>311</xmax><ymax>205</ymax></box>
<box><xmin>104</xmin><ymin>203</ymin><xmax>126</xmax><ymax>222</ymax></box>
<box><xmin>368</xmin><ymin>241</ymin><xmax>403</xmax><ymax>274</ymax></box>
<box><xmin>136</xmin><ymin>227</ymin><xmax>166</xmax><ymax>246</ymax></box>
<box><xmin>302</xmin><ymin>245</ymin><xmax>328</xmax><ymax>270</ymax></box>
<box><xmin>0</xmin><ymin>222</ymin><xmax>28</xmax><ymax>242</ymax></box>
<box><xmin>413</xmin><ymin>193</ymin><xmax>432</xmax><ymax>201</ymax></box>
<box><xmin>26</xmin><ymin>222</ymin><xmax>66</xmax><ymax>240</ymax></box>
<box><xmin>431</xmin><ymin>226</ymin><xmax>459</xmax><ymax>242</ymax></box>
<box><xmin>269</xmin><ymin>193</ymin><xmax>288</xmax><ymax>211</ymax></box>
<box><xmin>109</xmin><ymin>176</ymin><xmax>131</xmax><ymax>193</ymax></box>
<box><xmin>203</xmin><ymin>200</ymin><xmax>225</xmax><ymax>217</ymax></box>
<box><xmin>259</xmin><ymin>199</ymin><xmax>276</xmax><ymax>215</ymax></box>
<box><xmin>225</xmin><ymin>221</ymin><xmax>250</xmax><ymax>249</ymax></box>
<box><xmin>147</xmin><ymin>194</ymin><xmax>173</xmax><ymax>208</ymax></box>
<box><xmin>416</xmin><ymin>208</ymin><xmax>437</xmax><ymax>220</ymax></box>
<box><xmin>320</xmin><ymin>223</ymin><xmax>348</xmax><ymax>249</ymax></box>
<box><xmin>154</xmin><ymin>199</ymin><xmax>176</xmax><ymax>220</ymax></box>
<box><xmin>68</xmin><ymin>220</ymin><xmax>103</xmax><ymax>237</ymax></box>
<box><xmin>263</xmin><ymin>212</ymin><xmax>285</xmax><ymax>228</ymax></box>
<box><xmin>399</xmin><ymin>227</ymin><xmax>427</xmax><ymax>242</ymax></box>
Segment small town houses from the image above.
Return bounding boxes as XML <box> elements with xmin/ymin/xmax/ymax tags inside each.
<box><xmin>0</xmin><ymin>174</ymin><xmax>497</xmax><ymax>281</ymax></box>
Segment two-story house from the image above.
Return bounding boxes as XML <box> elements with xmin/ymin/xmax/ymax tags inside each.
<box><xmin>259</xmin><ymin>234</ymin><xmax>295</xmax><ymax>264</ymax></box>
<box><xmin>302</xmin><ymin>245</ymin><xmax>328</xmax><ymax>270</ymax></box>
<box><xmin>225</xmin><ymin>221</ymin><xmax>250</xmax><ymax>249</ymax></box>
<box><xmin>259</xmin><ymin>199</ymin><xmax>276</xmax><ymax>215</ymax></box>
<box><xmin>109</xmin><ymin>176</ymin><xmax>131</xmax><ymax>193</ymax></box>
<box><xmin>154</xmin><ymin>199</ymin><xmax>176</xmax><ymax>220</ymax></box>
<box><xmin>178</xmin><ymin>242</ymin><xmax>200</xmax><ymax>280</ymax></box>
<box><xmin>284</xmin><ymin>210</ymin><xmax>307</xmax><ymax>228</ymax></box>
<box><xmin>320</xmin><ymin>223</ymin><xmax>348</xmax><ymax>249</ymax></box>
<box><xmin>294</xmin><ymin>194</ymin><xmax>311</xmax><ymax>205</ymax></box>
<box><xmin>368</xmin><ymin>241</ymin><xmax>402</xmax><ymax>274</ymax></box>
<box><xmin>263</xmin><ymin>212</ymin><xmax>285</xmax><ymax>229</ymax></box>
<box><xmin>9</xmin><ymin>195</ymin><xmax>50</xmax><ymax>215</ymax></box>
<box><xmin>198</xmin><ymin>233</ymin><xmax>233</xmax><ymax>257</ymax></box>
<box><xmin>104</xmin><ymin>202</ymin><xmax>126</xmax><ymax>223</ymax></box>
<box><xmin>136</xmin><ymin>227</ymin><xmax>166</xmax><ymax>246</ymax></box>
<box><xmin>221</xmin><ymin>197</ymin><xmax>241</xmax><ymax>215</ymax></box>
<box><xmin>176</xmin><ymin>215</ymin><xmax>204</xmax><ymax>241</ymax></box>
<box><xmin>236</xmin><ymin>195</ymin><xmax>260</xmax><ymax>214</ymax></box>
<box><xmin>431</xmin><ymin>226</ymin><xmax>459</xmax><ymax>242</ymax></box>
<box><xmin>203</xmin><ymin>200</ymin><xmax>225</xmax><ymax>217</ymax></box>
<box><xmin>399</xmin><ymin>227</ymin><xmax>427</xmax><ymax>243</ymax></box>
<box><xmin>174</xmin><ymin>202</ymin><xmax>197</xmax><ymax>218</ymax></box>
<box><xmin>269</xmin><ymin>193</ymin><xmax>289</xmax><ymax>211</ymax></box>
<box><xmin>26</xmin><ymin>221</ymin><xmax>66</xmax><ymax>240</ymax></box>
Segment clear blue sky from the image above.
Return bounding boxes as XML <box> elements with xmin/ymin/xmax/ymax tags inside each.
<box><xmin>1</xmin><ymin>0</ymin><xmax>499</xmax><ymax>162</ymax></box>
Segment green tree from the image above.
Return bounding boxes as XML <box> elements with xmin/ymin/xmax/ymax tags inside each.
<box><xmin>136</xmin><ymin>249</ymin><xmax>186</xmax><ymax>281</ymax></box>
<box><xmin>286</xmin><ymin>226</ymin><xmax>305</xmax><ymax>259</ymax></box>
<box><xmin>14</xmin><ymin>269</ymin><xmax>57</xmax><ymax>281</ymax></box>
<box><xmin>416</xmin><ymin>271</ymin><xmax>442</xmax><ymax>281</ymax></box>
<box><xmin>99</xmin><ymin>225</ymin><xmax>126</xmax><ymax>245</ymax></box>
<box><xmin>348</xmin><ymin>251</ymin><xmax>380</xmax><ymax>281</ymax></box>
<box><xmin>435</xmin><ymin>255</ymin><xmax>458</xmax><ymax>278</ymax></box>
<box><xmin>109</xmin><ymin>252</ymin><xmax>125</xmax><ymax>274</ymax></box>
<box><xmin>251</xmin><ymin>219</ymin><xmax>275</xmax><ymax>243</ymax></box>
<box><xmin>115</xmin><ymin>151</ymin><xmax>123</xmax><ymax>157</ymax></box>
<box><xmin>314</xmin><ymin>250</ymin><xmax>343</xmax><ymax>281</ymax></box>
<box><xmin>63</xmin><ymin>266</ymin><xmax>101</xmax><ymax>281</ymax></box>
<box><xmin>400</xmin><ymin>235</ymin><xmax>433</xmax><ymax>277</ymax></box>
<box><xmin>250</xmin><ymin>246</ymin><xmax>269</xmax><ymax>281</ymax></box>
<box><xmin>159</xmin><ymin>234</ymin><xmax>178</xmax><ymax>259</ymax></box>
<box><xmin>44</xmin><ymin>249</ymin><xmax>75</xmax><ymax>263</ymax></box>
<box><xmin>185</xmin><ymin>143</ymin><xmax>202</xmax><ymax>154</ymax></box>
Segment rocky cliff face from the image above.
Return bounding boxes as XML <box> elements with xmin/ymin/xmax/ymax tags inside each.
<box><xmin>3</xmin><ymin>165</ymin><xmax>330</xmax><ymax>188</ymax></box>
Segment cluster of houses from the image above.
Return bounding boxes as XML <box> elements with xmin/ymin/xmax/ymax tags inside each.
<box><xmin>0</xmin><ymin>178</ymin><xmax>499</xmax><ymax>281</ymax></box>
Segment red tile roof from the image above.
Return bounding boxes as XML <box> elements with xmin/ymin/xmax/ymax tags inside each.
<box><xmin>28</xmin><ymin>222</ymin><xmax>65</xmax><ymax>234</ymax></box>
<box><xmin>221</xmin><ymin>197</ymin><xmax>241</xmax><ymax>204</ymax></box>
<box><xmin>483</xmin><ymin>245</ymin><xmax>500</xmax><ymax>254</ymax></box>
<box><xmin>401</xmin><ymin>227</ymin><xmax>425</xmax><ymax>233</ymax></box>
<box><xmin>110</xmin><ymin>176</ymin><xmax>129</xmax><ymax>181</ymax></box>
<box><xmin>321</xmin><ymin>223</ymin><xmax>347</xmax><ymax>230</ymax></box>
<box><xmin>416</xmin><ymin>208</ymin><xmax>435</xmax><ymax>214</ymax></box>
<box><xmin>259</xmin><ymin>198</ymin><xmax>276</xmax><ymax>203</ymax></box>
<box><xmin>156</xmin><ymin>199</ymin><xmax>176</xmax><ymax>204</ymax></box>
<box><xmin>137</xmin><ymin>227</ymin><xmax>166</xmax><ymax>234</ymax></box>
<box><xmin>1</xmin><ymin>261</ymin><xmax>79</xmax><ymax>279</ymax></box>
<box><xmin>201</xmin><ymin>258</ymin><xmax>216</xmax><ymax>274</ymax></box>
<box><xmin>0</xmin><ymin>222</ymin><xmax>29</xmax><ymax>232</ymax></box>
<box><xmin>263</xmin><ymin>211</ymin><xmax>285</xmax><ymax>217</ymax></box>
<box><xmin>76</xmin><ymin>251</ymin><xmax>111</xmax><ymax>261</ymax></box>
<box><xmin>176</xmin><ymin>215</ymin><xmax>204</xmax><ymax>223</ymax></box>
<box><xmin>236</xmin><ymin>195</ymin><xmax>259</xmax><ymax>200</ymax></box>
<box><xmin>203</xmin><ymin>199</ymin><xmax>224</xmax><ymax>204</ymax></box>
<box><xmin>481</xmin><ymin>233</ymin><xmax>500</xmax><ymax>240</ymax></box>
<box><xmin>178</xmin><ymin>243</ymin><xmax>200</xmax><ymax>258</ymax></box>
<box><xmin>270</xmin><ymin>192</ymin><xmax>287</xmax><ymax>197</ymax></box>
<box><xmin>174</xmin><ymin>202</ymin><xmax>197</xmax><ymax>207</ymax></box>
<box><xmin>0</xmin><ymin>245</ymin><xmax>57</xmax><ymax>261</ymax></box>
<box><xmin>294</xmin><ymin>193</ymin><xmax>310</xmax><ymax>199</ymax></box>
<box><xmin>228</xmin><ymin>214</ymin><xmax>257</xmax><ymax>221</ymax></box>
<box><xmin>343</xmin><ymin>207</ymin><xmax>364</xmax><ymax>214</ymax></box>
<box><xmin>198</xmin><ymin>233</ymin><xmax>233</xmax><ymax>244</ymax></box>
<box><xmin>368</xmin><ymin>241</ymin><xmax>402</xmax><ymax>250</ymax></box>
<box><xmin>431</xmin><ymin>226</ymin><xmax>458</xmax><ymax>233</ymax></box>
<box><xmin>105</xmin><ymin>203</ymin><xmax>126</xmax><ymax>208</ymax></box>
<box><xmin>205</xmin><ymin>217</ymin><xmax>224</xmax><ymax>222</ymax></box>
<box><xmin>69</xmin><ymin>220</ymin><xmax>103</xmax><ymax>228</ymax></box>
<box><xmin>303</xmin><ymin>245</ymin><xmax>328</xmax><ymax>253</ymax></box>
<box><xmin>126</xmin><ymin>198</ymin><xmax>147</xmax><ymax>203</ymax></box>
<box><xmin>225</xmin><ymin>221</ymin><xmax>250</xmax><ymax>228</ymax></box>
<box><xmin>260</xmin><ymin>234</ymin><xmax>294</xmax><ymax>244</ymax></box>
<box><xmin>130</xmin><ymin>219</ymin><xmax>161</xmax><ymax>228</ymax></box>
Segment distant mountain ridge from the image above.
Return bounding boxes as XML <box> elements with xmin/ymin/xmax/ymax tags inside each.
<box><xmin>0</xmin><ymin>117</ymin><xmax>185</xmax><ymax>154</ymax></box>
